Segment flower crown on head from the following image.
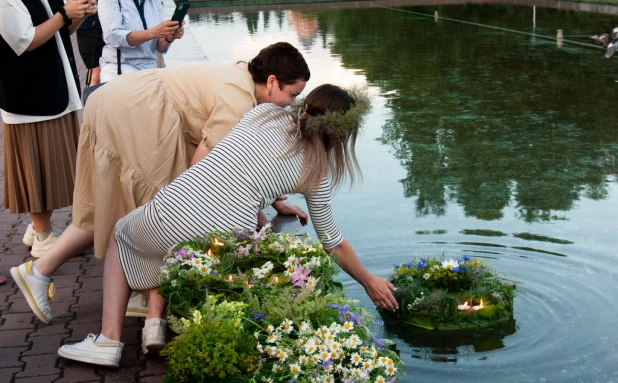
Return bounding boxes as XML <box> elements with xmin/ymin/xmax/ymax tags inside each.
<box><xmin>289</xmin><ymin>85</ymin><xmax>372</xmax><ymax>139</ymax></box>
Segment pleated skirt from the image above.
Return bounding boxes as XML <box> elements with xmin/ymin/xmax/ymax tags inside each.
<box><xmin>3</xmin><ymin>112</ymin><xmax>80</xmax><ymax>214</ymax></box>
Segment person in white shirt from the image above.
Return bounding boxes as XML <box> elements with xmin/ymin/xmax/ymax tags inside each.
<box><xmin>0</xmin><ymin>0</ymin><xmax>97</xmax><ymax>257</ymax></box>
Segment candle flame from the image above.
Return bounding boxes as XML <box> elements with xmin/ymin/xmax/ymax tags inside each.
<box><xmin>479</xmin><ymin>299</ymin><xmax>484</xmax><ymax>308</ymax></box>
<box><xmin>274</xmin><ymin>276</ymin><xmax>279</xmax><ymax>283</ymax></box>
<box><xmin>207</xmin><ymin>249</ymin><xmax>212</xmax><ymax>256</ymax></box>
<box><xmin>463</xmin><ymin>301</ymin><xmax>469</xmax><ymax>307</ymax></box>
<box><xmin>228</xmin><ymin>275</ymin><xmax>233</xmax><ymax>281</ymax></box>
<box><xmin>213</xmin><ymin>238</ymin><xmax>224</xmax><ymax>246</ymax></box>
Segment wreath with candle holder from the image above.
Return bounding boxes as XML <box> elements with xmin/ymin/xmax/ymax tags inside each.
<box><xmin>378</xmin><ymin>256</ymin><xmax>516</xmax><ymax>330</ymax></box>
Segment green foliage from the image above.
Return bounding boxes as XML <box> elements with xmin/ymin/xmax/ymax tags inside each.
<box><xmin>162</xmin><ymin>319</ymin><xmax>259</xmax><ymax>382</ymax></box>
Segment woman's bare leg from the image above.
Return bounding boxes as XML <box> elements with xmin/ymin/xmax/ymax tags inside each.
<box><xmin>100</xmin><ymin>234</ymin><xmax>131</xmax><ymax>341</ymax></box>
<box><xmin>34</xmin><ymin>224</ymin><xmax>95</xmax><ymax>277</ymax></box>
<box><xmin>146</xmin><ymin>288</ymin><xmax>166</xmax><ymax>320</ymax></box>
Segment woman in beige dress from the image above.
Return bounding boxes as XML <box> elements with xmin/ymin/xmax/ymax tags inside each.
<box><xmin>10</xmin><ymin>42</ymin><xmax>310</xmax><ymax>340</ymax></box>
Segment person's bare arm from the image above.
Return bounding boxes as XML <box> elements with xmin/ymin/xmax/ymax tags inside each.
<box><xmin>26</xmin><ymin>0</ymin><xmax>89</xmax><ymax>52</ymax></box>
<box><xmin>327</xmin><ymin>239</ymin><xmax>398</xmax><ymax>310</ymax></box>
<box><xmin>190</xmin><ymin>140</ymin><xmax>211</xmax><ymax>166</ymax></box>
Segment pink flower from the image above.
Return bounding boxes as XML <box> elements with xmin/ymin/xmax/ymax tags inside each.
<box><xmin>290</xmin><ymin>265</ymin><xmax>312</xmax><ymax>287</ymax></box>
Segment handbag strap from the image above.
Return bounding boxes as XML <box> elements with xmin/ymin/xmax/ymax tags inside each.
<box><xmin>116</xmin><ymin>0</ymin><xmax>122</xmax><ymax>75</ymax></box>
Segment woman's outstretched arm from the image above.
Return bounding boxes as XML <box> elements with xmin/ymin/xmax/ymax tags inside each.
<box><xmin>327</xmin><ymin>239</ymin><xmax>398</xmax><ymax>310</ymax></box>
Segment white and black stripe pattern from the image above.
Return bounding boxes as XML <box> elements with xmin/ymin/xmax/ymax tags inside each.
<box><xmin>115</xmin><ymin>103</ymin><xmax>344</xmax><ymax>290</ymax></box>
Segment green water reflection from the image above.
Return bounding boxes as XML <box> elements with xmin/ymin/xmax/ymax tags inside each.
<box><xmin>305</xmin><ymin>4</ymin><xmax>618</xmax><ymax>223</ymax></box>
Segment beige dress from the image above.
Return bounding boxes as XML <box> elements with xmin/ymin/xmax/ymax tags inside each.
<box><xmin>72</xmin><ymin>61</ymin><xmax>257</xmax><ymax>259</ymax></box>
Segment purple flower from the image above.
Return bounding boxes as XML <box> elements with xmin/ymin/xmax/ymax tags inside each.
<box><xmin>320</xmin><ymin>360</ymin><xmax>333</xmax><ymax>369</ymax></box>
<box><xmin>233</xmin><ymin>228</ymin><xmax>250</xmax><ymax>240</ymax></box>
<box><xmin>178</xmin><ymin>248</ymin><xmax>187</xmax><ymax>257</ymax></box>
<box><xmin>290</xmin><ymin>266</ymin><xmax>311</xmax><ymax>287</ymax></box>
<box><xmin>374</xmin><ymin>319</ymin><xmax>384</xmax><ymax>327</ymax></box>
<box><xmin>188</xmin><ymin>253</ymin><xmax>195</xmax><ymax>260</ymax></box>
<box><xmin>253</xmin><ymin>313</ymin><xmax>265</xmax><ymax>320</ymax></box>
<box><xmin>371</xmin><ymin>334</ymin><xmax>384</xmax><ymax>348</ymax></box>
<box><xmin>211</xmin><ymin>270</ymin><xmax>218</xmax><ymax>276</ymax></box>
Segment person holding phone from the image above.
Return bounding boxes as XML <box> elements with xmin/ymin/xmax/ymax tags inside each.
<box><xmin>0</xmin><ymin>0</ymin><xmax>96</xmax><ymax>257</ymax></box>
<box><xmin>97</xmin><ymin>0</ymin><xmax>184</xmax><ymax>82</ymax></box>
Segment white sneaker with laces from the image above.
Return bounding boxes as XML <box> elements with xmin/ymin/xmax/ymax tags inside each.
<box><xmin>142</xmin><ymin>319</ymin><xmax>167</xmax><ymax>355</ymax></box>
<box><xmin>30</xmin><ymin>226</ymin><xmax>62</xmax><ymax>258</ymax></box>
<box><xmin>23</xmin><ymin>223</ymin><xmax>36</xmax><ymax>247</ymax></box>
<box><xmin>58</xmin><ymin>334</ymin><xmax>123</xmax><ymax>367</ymax></box>
<box><xmin>10</xmin><ymin>261</ymin><xmax>55</xmax><ymax>324</ymax></box>
<box><xmin>126</xmin><ymin>291</ymin><xmax>149</xmax><ymax>317</ymax></box>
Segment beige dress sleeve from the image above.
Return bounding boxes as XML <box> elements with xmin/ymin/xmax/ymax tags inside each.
<box><xmin>201</xmin><ymin>87</ymin><xmax>257</xmax><ymax>149</ymax></box>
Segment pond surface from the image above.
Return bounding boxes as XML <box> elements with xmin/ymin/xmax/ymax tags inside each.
<box><xmin>186</xmin><ymin>3</ymin><xmax>617</xmax><ymax>382</ymax></box>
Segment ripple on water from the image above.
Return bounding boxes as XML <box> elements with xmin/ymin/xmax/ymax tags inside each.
<box><xmin>343</xmin><ymin>236</ymin><xmax>618</xmax><ymax>382</ymax></box>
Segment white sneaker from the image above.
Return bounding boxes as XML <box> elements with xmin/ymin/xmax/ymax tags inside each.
<box><xmin>10</xmin><ymin>261</ymin><xmax>55</xmax><ymax>324</ymax></box>
<box><xmin>30</xmin><ymin>226</ymin><xmax>62</xmax><ymax>258</ymax></box>
<box><xmin>23</xmin><ymin>223</ymin><xmax>36</xmax><ymax>247</ymax></box>
<box><xmin>58</xmin><ymin>334</ymin><xmax>123</xmax><ymax>367</ymax></box>
<box><xmin>142</xmin><ymin>319</ymin><xmax>167</xmax><ymax>355</ymax></box>
<box><xmin>126</xmin><ymin>291</ymin><xmax>149</xmax><ymax>317</ymax></box>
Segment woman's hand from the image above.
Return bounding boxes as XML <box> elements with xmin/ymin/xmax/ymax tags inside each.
<box><xmin>84</xmin><ymin>0</ymin><xmax>97</xmax><ymax>17</ymax></box>
<box><xmin>64</xmin><ymin>0</ymin><xmax>90</xmax><ymax>20</ymax></box>
<box><xmin>272</xmin><ymin>196</ymin><xmax>308</xmax><ymax>226</ymax></box>
<box><xmin>148</xmin><ymin>20</ymin><xmax>180</xmax><ymax>39</ymax></box>
<box><xmin>363</xmin><ymin>275</ymin><xmax>398</xmax><ymax>310</ymax></box>
<box><xmin>168</xmin><ymin>21</ymin><xmax>185</xmax><ymax>41</ymax></box>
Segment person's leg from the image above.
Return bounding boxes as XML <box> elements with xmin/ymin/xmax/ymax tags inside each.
<box><xmin>100</xmin><ymin>234</ymin><xmax>131</xmax><ymax>341</ymax></box>
<box><xmin>146</xmin><ymin>288</ymin><xmax>166</xmax><ymax>319</ymax></box>
<box><xmin>33</xmin><ymin>224</ymin><xmax>94</xmax><ymax>276</ymax></box>
<box><xmin>30</xmin><ymin>211</ymin><xmax>53</xmax><ymax>233</ymax></box>
<box><xmin>57</xmin><ymin>233</ymin><xmax>129</xmax><ymax>367</ymax></box>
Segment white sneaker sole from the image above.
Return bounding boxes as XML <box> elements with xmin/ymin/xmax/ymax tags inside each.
<box><xmin>58</xmin><ymin>348</ymin><xmax>120</xmax><ymax>367</ymax></box>
<box><xmin>10</xmin><ymin>267</ymin><xmax>51</xmax><ymax>324</ymax></box>
<box><xmin>142</xmin><ymin>341</ymin><xmax>166</xmax><ymax>355</ymax></box>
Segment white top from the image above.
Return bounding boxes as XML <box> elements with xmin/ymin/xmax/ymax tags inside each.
<box><xmin>0</xmin><ymin>0</ymin><xmax>82</xmax><ymax>124</ymax></box>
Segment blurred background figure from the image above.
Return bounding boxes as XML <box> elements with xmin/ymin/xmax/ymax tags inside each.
<box><xmin>76</xmin><ymin>12</ymin><xmax>105</xmax><ymax>85</ymax></box>
<box><xmin>98</xmin><ymin>0</ymin><xmax>184</xmax><ymax>82</ymax></box>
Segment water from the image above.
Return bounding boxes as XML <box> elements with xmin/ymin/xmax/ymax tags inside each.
<box><xmin>186</xmin><ymin>4</ymin><xmax>618</xmax><ymax>382</ymax></box>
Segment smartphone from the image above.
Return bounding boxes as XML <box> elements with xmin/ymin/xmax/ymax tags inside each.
<box><xmin>171</xmin><ymin>1</ymin><xmax>190</xmax><ymax>25</ymax></box>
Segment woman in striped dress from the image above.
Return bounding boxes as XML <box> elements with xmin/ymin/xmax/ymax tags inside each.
<box><xmin>58</xmin><ymin>84</ymin><xmax>399</xmax><ymax>367</ymax></box>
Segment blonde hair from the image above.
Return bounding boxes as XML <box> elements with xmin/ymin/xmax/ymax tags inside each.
<box><xmin>288</xmin><ymin>84</ymin><xmax>370</xmax><ymax>194</ymax></box>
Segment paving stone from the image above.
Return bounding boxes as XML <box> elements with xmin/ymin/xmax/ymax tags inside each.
<box><xmin>0</xmin><ymin>288</ymin><xmax>14</xmax><ymax>310</ymax></box>
<box><xmin>0</xmin><ymin>254</ymin><xmax>28</xmax><ymax>267</ymax></box>
<box><xmin>139</xmin><ymin>358</ymin><xmax>168</xmax><ymax>377</ymax></box>
<box><xmin>55</xmin><ymin>262</ymin><xmax>85</xmax><ymax>276</ymax></box>
<box><xmin>49</xmin><ymin>298</ymin><xmax>78</xmax><ymax>319</ymax></box>
<box><xmin>76</xmin><ymin>276</ymin><xmax>103</xmax><ymax>292</ymax></box>
<box><xmin>0</xmin><ymin>328</ymin><xmax>31</xmax><ymax>347</ymax></box>
<box><xmin>28</xmin><ymin>320</ymin><xmax>70</xmax><ymax>338</ymax></box>
<box><xmin>73</xmin><ymin>290</ymin><xmax>103</xmax><ymax>308</ymax></box>
<box><xmin>120</xmin><ymin>326</ymin><xmax>141</xmax><ymax>346</ymax></box>
<box><xmin>118</xmin><ymin>344</ymin><xmax>143</xmax><ymax>368</ymax></box>
<box><xmin>65</xmin><ymin>323</ymin><xmax>101</xmax><ymax>343</ymax></box>
<box><xmin>14</xmin><ymin>374</ymin><xmax>60</xmax><ymax>382</ymax></box>
<box><xmin>0</xmin><ymin>312</ymin><xmax>35</xmax><ymax>330</ymax></box>
<box><xmin>0</xmin><ymin>367</ymin><xmax>23</xmax><ymax>383</ymax></box>
<box><xmin>48</xmin><ymin>274</ymin><xmax>81</xmax><ymax>289</ymax></box>
<box><xmin>70</xmin><ymin>305</ymin><xmax>105</xmax><ymax>324</ymax></box>
<box><xmin>55</xmin><ymin>360</ymin><xmax>100</xmax><ymax>383</ymax></box>
<box><xmin>81</xmin><ymin>264</ymin><xmax>103</xmax><ymax>278</ymax></box>
<box><xmin>100</xmin><ymin>365</ymin><xmax>142</xmax><ymax>382</ymax></box>
<box><xmin>23</xmin><ymin>334</ymin><xmax>65</xmax><ymax>356</ymax></box>
<box><xmin>0</xmin><ymin>346</ymin><xmax>27</xmax><ymax>368</ymax></box>
<box><xmin>15</xmin><ymin>354</ymin><xmax>61</xmax><ymax>377</ymax></box>
<box><xmin>139</xmin><ymin>375</ymin><xmax>166</xmax><ymax>383</ymax></box>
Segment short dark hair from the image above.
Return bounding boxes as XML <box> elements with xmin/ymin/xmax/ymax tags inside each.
<box><xmin>248</xmin><ymin>42</ymin><xmax>310</xmax><ymax>88</ymax></box>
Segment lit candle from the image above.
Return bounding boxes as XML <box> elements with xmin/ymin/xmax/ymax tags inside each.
<box><xmin>457</xmin><ymin>301</ymin><xmax>471</xmax><ymax>311</ymax></box>
<box><xmin>472</xmin><ymin>299</ymin><xmax>485</xmax><ymax>311</ymax></box>
<box><xmin>227</xmin><ymin>274</ymin><xmax>234</xmax><ymax>282</ymax></box>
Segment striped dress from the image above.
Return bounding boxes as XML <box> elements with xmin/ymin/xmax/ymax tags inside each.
<box><xmin>115</xmin><ymin>103</ymin><xmax>344</xmax><ymax>290</ymax></box>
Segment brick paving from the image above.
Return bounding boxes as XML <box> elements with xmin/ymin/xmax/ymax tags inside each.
<box><xmin>0</xmin><ymin>35</ymin><xmax>167</xmax><ymax>382</ymax></box>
